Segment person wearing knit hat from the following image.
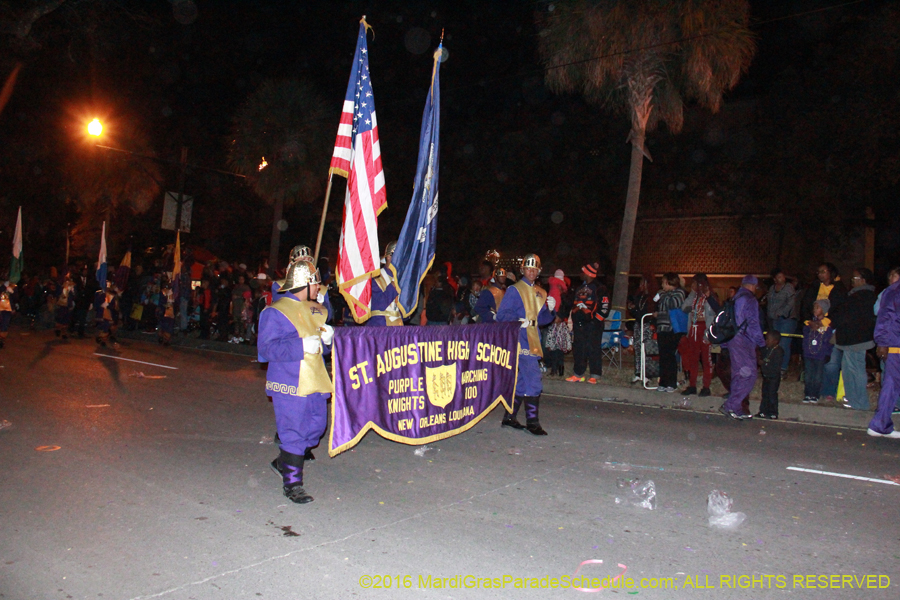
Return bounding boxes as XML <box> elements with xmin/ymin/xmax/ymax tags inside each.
<box><xmin>720</xmin><ymin>275</ymin><xmax>766</xmax><ymax>419</ymax></box>
<box><xmin>801</xmin><ymin>299</ymin><xmax>833</xmax><ymax>404</ymax></box>
<box><xmin>565</xmin><ymin>262</ymin><xmax>610</xmax><ymax>384</ymax></box>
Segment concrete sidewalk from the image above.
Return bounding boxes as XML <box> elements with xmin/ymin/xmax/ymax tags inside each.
<box><xmin>541</xmin><ymin>377</ymin><xmax>876</xmax><ymax>431</ymax></box>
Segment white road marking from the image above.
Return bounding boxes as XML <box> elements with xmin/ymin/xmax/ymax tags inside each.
<box><xmin>787</xmin><ymin>466</ymin><xmax>900</xmax><ymax>486</ymax></box>
<box><xmin>93</xmin><ymin>353</ymin><xmax>178</xmax><ymax>370</ymax></box>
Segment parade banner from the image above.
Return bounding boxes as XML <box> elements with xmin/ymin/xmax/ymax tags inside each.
<box><xmin>329</xmin><ymin>323</ymin><xmax>520</xmax><ymax>456</ymax></box>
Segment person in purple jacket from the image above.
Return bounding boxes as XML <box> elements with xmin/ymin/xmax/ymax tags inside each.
<box><xmin>258</xmin><ymin>260</ymin><xmax>335</xmax><ymax>503</ymax></box>
<box><xmin>496</xmin><ymin>254</ymin><xmax>556</xmax><ymax>435</ymax></box>
<box><xmin>867</xmin><ymin>279</ymin><xmax>900</xmax><ymax>438</ymax></box>
<box><xmin>801</xmin><ymin>299</ymin><xmax>834</xmax><ymax>404</ymax></box>
<box><xmin>720</xmin><ymin>275</ymin><xmax>766</xmax><ymax>420</ymax></box>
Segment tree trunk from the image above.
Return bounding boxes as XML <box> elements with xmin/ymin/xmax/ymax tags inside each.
<box><xmin>268</xmin><ymin>195</ymin><xmax>284</xmax><ymax>278</ymax></box>
<box><xmin>611</xmin><ymin>96</ymin><xmax>652</xmax><ymax>312</ymax></box>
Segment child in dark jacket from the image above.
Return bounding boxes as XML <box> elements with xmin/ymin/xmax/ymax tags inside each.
<box><xmin>802</xmin><ymin>299</ymin><xmax>834</xmax><ymax>404</ymax></box>
<box><xmin>757</xmin><ymin>331</ymin><xmax>784</xmax><ymax>419</ymax></box>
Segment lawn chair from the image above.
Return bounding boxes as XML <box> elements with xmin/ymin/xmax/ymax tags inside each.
<box><xmin>601</xmin><ymin>310</ymin><xmax>624</xmax><ymax>369</ymax></box>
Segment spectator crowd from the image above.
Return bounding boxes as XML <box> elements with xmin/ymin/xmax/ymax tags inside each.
<box><xmin>2</xmin><ymin>251</ymin><xmax>899</xmax><ymax>433</ymax></box>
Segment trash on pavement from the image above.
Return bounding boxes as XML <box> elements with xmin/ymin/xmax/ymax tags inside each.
<box><xmin>414</xmin><ymin>445</ymin><xmax>436</xmax><ymax>457</ymax></box>
<box><xmin>0</xmin><ymin>419</ymin><xmax>12</xmax><ymax>431</ymax></box>
<box><xmin>507</xmin><ymin>447</ymin><xmax>522</xmax><ymax>455</ymax></box>
<box><xmin>614</xmin><ymin>478</ymin><xmax>656</xmax><ymax>510</ymax></box>
<box><xmin>708</xmin><ymin>489</ymin><xmax>747</xmax><ymax>530</ymax></box>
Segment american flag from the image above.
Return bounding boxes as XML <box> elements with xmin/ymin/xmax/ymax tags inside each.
<box><xmin>333</xmin><ymin>18</ymin><xmax>386</xmax><ymax>322</ymax></box>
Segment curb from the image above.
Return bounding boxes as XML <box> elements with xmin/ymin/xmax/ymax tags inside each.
<box><xmin>541</xmin><ymin>379</ymin><xmax>874</xmax><ymax>431</ymax></box>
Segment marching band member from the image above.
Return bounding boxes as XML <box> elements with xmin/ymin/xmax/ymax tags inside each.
<box><xmin>258</xmin><ymin>261</ymin><xmax>334</xmax><ymax>504</ymax></box>
<box><xmin>496</xmin><ymin>254</ymin><xmax>556</xmax><ymax>435</ymax></box>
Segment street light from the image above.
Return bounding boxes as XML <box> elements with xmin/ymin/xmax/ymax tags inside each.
<box><xmin>87</xmin><ymin>118</ymin><xmax>103</xmax><ymax>137</ymax></box>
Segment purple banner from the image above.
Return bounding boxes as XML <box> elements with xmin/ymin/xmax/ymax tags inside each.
<box><xmin>329</xmin><ymin>323</ymin><xmax>520</xmax><ymax>456</ymax></box>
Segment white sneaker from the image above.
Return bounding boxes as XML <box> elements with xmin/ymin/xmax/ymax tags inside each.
<box><xmin>632</xmin><ymin>375</ymin><xmax>644</xmax><ymax>383</ymax></box>
<box><xmin>868</xmin><ymin>428</ymin><xmax>900</xmax><ymax>439</ymax></box>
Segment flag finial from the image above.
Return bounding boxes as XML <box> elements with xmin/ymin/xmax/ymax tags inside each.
<box><xmin>360</xmin><ymin>15</ymin><xmax>373</xmax><ymax>38</ymax></box>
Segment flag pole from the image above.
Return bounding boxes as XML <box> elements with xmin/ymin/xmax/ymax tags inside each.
<box><xmin>313</xmin><ymin>175</ymin><xmax>334</xmax><ymax>265</ymax></box>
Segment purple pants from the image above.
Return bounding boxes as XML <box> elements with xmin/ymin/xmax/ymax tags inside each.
<box><xmin>723</xmin><ymin>335</ymin><xmax>758</xmax><ymax>414</ymax></box>
<box><xmin>272</xmin><ymin>391</ymin><xmax>329</xmax><ymax>456</ymax></box>
<box><xmin>869</xmin><ymin>353</ymin><xmax>899</xmax><ymax>435</ymax></box>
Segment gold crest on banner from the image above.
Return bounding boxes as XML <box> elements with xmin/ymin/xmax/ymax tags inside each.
<box><xmin>425</xmin><ymin>364</ymin><xmax>457</xmax><ymax>409</ymax></box>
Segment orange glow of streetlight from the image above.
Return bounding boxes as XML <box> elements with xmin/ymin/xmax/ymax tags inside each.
<box><xmin>87</xmin><ymin>118</ymin><xmax>103</xmax><ymax>136</ymax></box>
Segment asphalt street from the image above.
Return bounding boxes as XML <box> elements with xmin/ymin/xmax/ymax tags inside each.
<box><xmin>1</xmin><ymin>330</ymin><xmax>899</xmax><ymax>599</ymax></box>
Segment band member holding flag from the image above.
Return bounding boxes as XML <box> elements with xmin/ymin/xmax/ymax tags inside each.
<box><xmin>258</xmin><ymin>260</ymin><xmax>334</xmax><ymax>504</ymax></box>
<box><xmin>496</xmin><ymin>254</ymin><xmax>556</xmax><ymax>435</ymax></box>
<box><xmin>367</xmin><ymin>241</ymin><xmax>402</xmax><ymax>326</ymax></box>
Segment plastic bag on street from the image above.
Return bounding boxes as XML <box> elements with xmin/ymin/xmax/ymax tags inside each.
<box><xmin>708</xmin><ymin>489</ymin><xmax>747</xmax><ymax>530</ymax></box>
<box><xmin>615</xmin><ymin>478</ymin><xmax>656</xmax><ymax>510</ymax></box>
<box><xmin>414</xmin><ymin>445</ymin><xmax>437</xmax><ymax>457</ymax></box>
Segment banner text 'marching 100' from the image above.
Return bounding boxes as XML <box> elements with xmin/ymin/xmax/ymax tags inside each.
<box><xmin>329</xmin><ymin>323</ymin><xmax>520</xmax><ymax>455</ymax></box>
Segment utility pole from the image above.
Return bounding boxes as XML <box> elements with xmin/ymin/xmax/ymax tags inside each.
<box><xmin>174</xmin><ymin>146</ymin><xmax>188</xmax><ymax>234</ymax></box>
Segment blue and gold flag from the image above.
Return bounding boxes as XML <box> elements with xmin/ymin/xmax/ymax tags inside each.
<box><xmin>393</xmin><ymin>45</ymin><xmax>442</xmax><ymax>317</ymax></box>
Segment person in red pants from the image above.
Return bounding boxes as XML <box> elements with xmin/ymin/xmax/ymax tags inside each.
<box><xmin>680</xmin><ymin>273</ymin><xmax>720</xmax><ymax>397</ymax></box>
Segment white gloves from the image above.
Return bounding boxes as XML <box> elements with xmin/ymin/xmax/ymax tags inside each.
<box><xmin>316</xmin><ymin>292</ymin><xmax>326</xmax><ymax>303</ymax></box>
<box><xmin>576</xmin><ymin>302</ymin><xmax>587</xmax><ymax>310</ymax></box>
<box><xmin>319</xmin><ymin>324</ymin><xmax>335</xmax><ymax>346</ymax></box>
<box><xmin>519</xmin><ymin>318</ymin><xmax>534</xmax><ymax>328</ymax></box>
<box><xmin>546</xmin><ymin>296</ymin><xmax>556</xmax><ymax>312</ymax></box>
<box><xmin>302</xmin><ymin>335</ymin><xmax>322</xmax><ymax>354</ymax></box>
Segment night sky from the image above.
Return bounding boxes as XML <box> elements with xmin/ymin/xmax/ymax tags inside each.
<box><xmin>1</xmin><ymin>0</ymin><xmax>897</xmax><ymax>276</ymax></box>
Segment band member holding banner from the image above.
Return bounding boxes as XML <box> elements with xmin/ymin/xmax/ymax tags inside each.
<box><xmin>496</xmin><ymin>254</ymin><xmax>556</xmax><ymax>435</ymax></box>
<box><xmin>474</xmin><ymin>267</ymin><xmax>507</xmax><ymax>324</ymax></box>
<box><xmin>258</xmin><ymin>260</ymin><xmax>334</xmax><ymax>504</ymax></box>
<box><xmin>367</xmin><ymin>241</ymin><xmax>402</xmax><ymax>327</ymax></box>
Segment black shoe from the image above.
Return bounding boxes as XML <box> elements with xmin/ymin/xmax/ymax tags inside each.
<box><xmin>304</xmin><ymin>449</ymin><xmax>316</xmax><ymax>461</ymax></box>
<box><xmin>283</xmin><ymin>485</ymin><xmax>314</xmax><ymax>504</ymax></box>
<box><xmin>699</xmin><ymin>387</ymin><xmax>711</xmax><ymax>397</ymax></box>
<box><xmin>755</xmin><ymin>412</ymin><xmax>767</xmax><ymax>419</ymax></box>
<box><xmin>681</xmin><ymin>386</ymin><xmax>697</xmax><ymax>396</ymax></box>
<box><xmin>501</xmin><ymin>417</ymin><xmax>525</xmax><ymax>430</ymax></box>
<box><xmin>526</xmin><ymin>423</ymin><xmax>548</xmax><ymax>436</ymax></box>
<box><xmin>768</xmin><ymin>414</ymin><xmax>778</xmax><ymax>420</ymax></box>
<box><xmin>270</xmin><ymin>458</ymin><xmax>282</xmax><ymax>477</ymax></box>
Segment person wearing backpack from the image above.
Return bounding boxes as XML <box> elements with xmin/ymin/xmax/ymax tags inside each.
<box><xmin>720</xmin><ymin>275</ymin><xmax>766</xmax><ymax>419</ymax></box>
<box><xmin>653</xmin><ymin>272</ymin><xmax>686</xmax><ymax>393</ymax></box>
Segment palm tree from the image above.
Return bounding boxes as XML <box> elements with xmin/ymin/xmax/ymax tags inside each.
<box><xmin>228</xmin><ymin>79</ymin><xmax>331</xmax><ymax>276</ymax></box>
<box><xmin>537</xmin><ymin>0</ymin><xmax>756</xmax><ymax>308</ymax></box>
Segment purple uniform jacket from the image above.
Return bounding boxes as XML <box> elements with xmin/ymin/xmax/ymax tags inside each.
<box><xmin>257</xmin><ymin>296</ymin><xmax>331</xmax><ymax>390</ymax></box>
<box><xmin>366</xmin><ymin>270</ymin><xmax>400</xmax><ymax>327</ymax></box>
<box><xmin>874</xmin><ymin>281</ymin><xmax>900</xmax><ymax>348</ymax></box>
<box><xmin>496</xmin><ymin>280</ymin><xmax>555</xmax><ymax>397</ymax></box>
<box><xmin>474</xmin><ymin>285</ymin><xmax>502</xmax><ymax>324</ymax></box>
